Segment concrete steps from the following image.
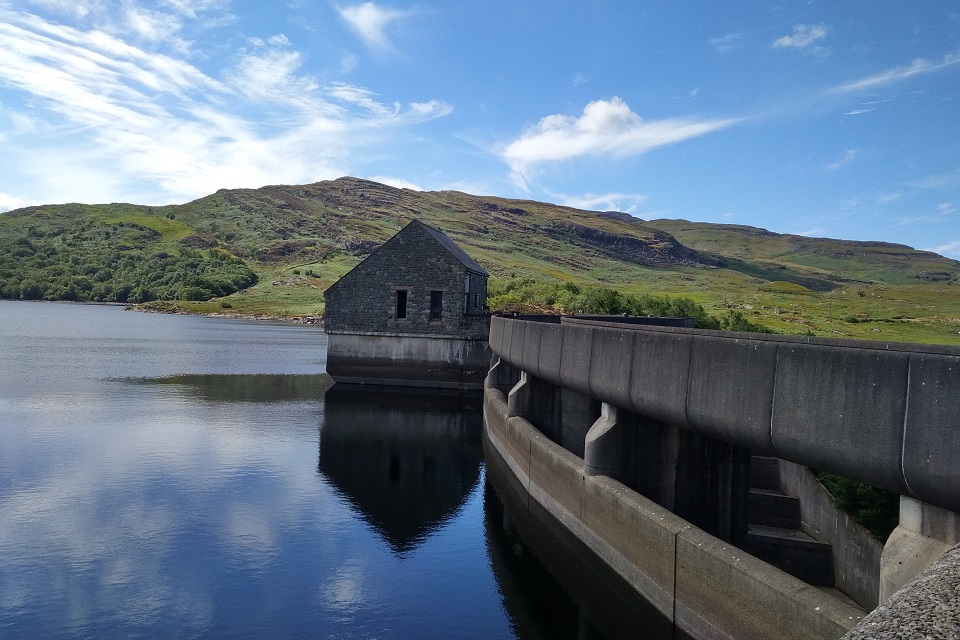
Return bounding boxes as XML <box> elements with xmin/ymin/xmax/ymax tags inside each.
<box><xmin>750</xmin><ymin>488</ymin><xmax>801</xmax><ymax>529</ymax></box>
<box><xmin>747</xmin><ymin>456</ymin><xmax>834</xmax><ymax>586</ymax></box>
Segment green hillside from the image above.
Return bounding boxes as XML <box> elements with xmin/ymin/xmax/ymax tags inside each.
<box><xmin>1</xmin><ymin>177</ymin><xmax>958</xmax><ymax>344</ymax></box>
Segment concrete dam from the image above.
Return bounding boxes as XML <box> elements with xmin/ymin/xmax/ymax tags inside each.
<box><xmin>482</xmin><ymin>315</ymin><xmax>960</xmax><ymax>639</ymax></box>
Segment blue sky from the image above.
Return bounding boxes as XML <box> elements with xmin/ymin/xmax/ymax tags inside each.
<box><xmin>1</xmin><ymin>1</ymin><xmax>959</xmax><ymax>258</ymax></box>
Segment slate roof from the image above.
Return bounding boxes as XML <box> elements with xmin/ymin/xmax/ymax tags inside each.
<box><xmin>413</xmin><ymin>220</ymin><xmax>488</xmax><ymax>275</ymax></box>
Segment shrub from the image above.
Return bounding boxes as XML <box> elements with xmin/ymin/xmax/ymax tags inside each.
<box><xmin>816</xmin><ymin>472</ymin><xmax>899</xmax><ymax>540</ymax></box>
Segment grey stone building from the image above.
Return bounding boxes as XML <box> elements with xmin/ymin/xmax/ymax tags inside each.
<box><xmin>324</xmin><ymin>220</ymin><xmax>490</xmax><ymax>389</ymax></box>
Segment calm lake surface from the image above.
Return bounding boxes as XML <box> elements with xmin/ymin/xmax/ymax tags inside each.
<box><xmin>0</xmin><ymin>300</ymin><xmax>670</xmax><ymax>639</ymax></box>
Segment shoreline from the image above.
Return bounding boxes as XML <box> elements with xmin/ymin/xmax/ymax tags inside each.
<box><xmin>130</xmin><ymin>302</ymin><xmax>323</xmax><ymax>325</ymax></box>
<box><xmin>0</xmin><ymin>298</ymin><xmax>323</xmax><ymax>326</ymax></box>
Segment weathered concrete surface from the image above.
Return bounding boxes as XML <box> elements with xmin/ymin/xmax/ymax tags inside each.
<box><xmin>584</xmin><ymin>402</ymin><xmax>625</xmax><ymax>477</ymax></box>
<box><xmin>686</xmin><ymin>336</ymin><xmax>778</xmax><ymax>451</ymax></box>
<box><xmin>326</xmin><ymin>332</ymin><xmax>489</xmax><ymax>389</ymax></box>
<box><xmin>881</xmin><ymin>497</ymin><xmax>960</xmax><ymax>601</ymax></box>
<box><xmin>485</xmin><ymin>372</ymin><xmax>864</xmax><ymax>640</ymax></box>
<box><xmin>675</xmin><ymin>526</ymin><xmax>862</xmax><ymax>640</ymax></box>
<box><xmin>902</xmin><ymin>353</ymin><xmax>960</xmax><ymax>511</ymax></box>
<box><xmin>489</xmin><ymin>315</ymin><xmax>960</xmax><ymax>514</ymax></box>
<box><xmin>844</xmin><ymin>542</ymin><xmax>960</xmax><ymax>640</ymax></box>
<box><xmin>778</xmin><ymin>460</ymin><xmax>882</xmax><ymax>610</ymax></box>
<box><xmin>771</xmin><ymin>345</ymin><xmax>910</xmax><ymax>497</ymax></box>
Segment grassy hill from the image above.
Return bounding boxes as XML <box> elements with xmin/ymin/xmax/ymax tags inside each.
<box><xmin>1</xmin><ymin>177</ymin><xmax>958</xmax><ymax>344</ymax></box>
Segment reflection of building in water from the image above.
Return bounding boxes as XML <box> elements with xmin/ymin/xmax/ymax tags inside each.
<box><xmin>136</xmin><ymin>374</ymin><xmax>334</xmax><ymax>403</ymax></box>
<box><xmin>318</xmin><ymin>387</ymin><xmax>483</xmax><ymax>555</ymax></box>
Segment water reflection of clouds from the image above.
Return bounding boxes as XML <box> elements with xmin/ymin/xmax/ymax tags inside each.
<box><xmin>320</xmin><ymin>561</ymin><xmax>369</xmax><ymax>612</ymax></box>
<box><xmin>0</xmin><ymin>382</ymin><xmax>354</xmax><ymax>635</ymax></box>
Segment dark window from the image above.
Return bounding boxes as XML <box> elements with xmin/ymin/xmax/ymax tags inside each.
<box><xmin>430</xmin><ymin>290</ymin><xmax>443</xmax><ymax>319</ymax></box>
<box><xmin>396</xmin><ymin>290</ymin><xmax>407</xmax><ymax>319</ymax></box>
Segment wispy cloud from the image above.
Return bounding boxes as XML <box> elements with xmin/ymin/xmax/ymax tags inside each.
<box><xmin>552</xmin><ymin>191</ymin><xmax>648</xmax><ymax>213</ymax></box>
<box><xmin>338</xmin><ymin>2</ymin><xmax>408</xmax><ymax>52</ymax></box>
<box><xmin>844</xmin><ymin>108</ymin><xmax>874</xmax><ymax>116</ymax></box>
<box><xmin>887</xmin><ymin>202</ymin><xmax>957</xmax><ymax>228</ymax></box>
<box><xmin>773</xmin><ymin>23</ymin><xmax>827</xmax><ymax>49</ymax></box>
<box><xmin>501</xmin><ymin>97</ymin><xmax>740</xmax><ymax>188</ymax></box>
<box><xmin>710</xmin><ymin>32</ymin><xmax>745</xmax><ymax>53</ymax></box>
<box><xmin>795</xmin><ymin>227</ymin><xmax>829</xmax><ymax>238</ymax></box>
<box><xmin>835</xmin><ymin>51</ymin><xmax>960</xmax><ymax>92</ymax></box>
<box><xmin>907</xmin><ymin>169</ymin><xmax>960</xmax><ymax>190</ymax></box>
<box><xmin>926</xmin><ymin>240</ymin><xmax>960</xmax><ymax>257</ymax></box>
<box><xmin>826</xmin><ymin>149</ymin><xmax>857</xmax><ymax>171</ymax></box>
<box><xmin>368</xmin><ymin>175</ymin><xmax>422</xmax><ymax>190</ymax></box>
<box><xmin>877</xmin><ymin>192</ymin><xmax>903</xmax><ymax>205</ymax></box>
<box><xmin>0</xmin><ymin>7</ymin><xmax>450</xmax><ymax>205</ymax></box>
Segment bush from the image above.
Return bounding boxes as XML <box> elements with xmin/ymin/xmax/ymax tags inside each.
<box><xmin>816</xmin><ymin>472</ymin><xmax>899</xmax><ymax>540</ymax></box>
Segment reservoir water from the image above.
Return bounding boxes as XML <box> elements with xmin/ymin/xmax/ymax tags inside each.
<box><xmin>0</xmin><ymin>300</ymin><xmax>672</xmax><ymax>639</ymax></box>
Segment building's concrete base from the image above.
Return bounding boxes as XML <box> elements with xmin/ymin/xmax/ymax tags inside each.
<box><xmin>326</xmin><ymin>331</ymin><xmax>490</xmax><ymax>390</ymax></box>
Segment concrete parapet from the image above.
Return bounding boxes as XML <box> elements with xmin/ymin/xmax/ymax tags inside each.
<box><xmin>488</xmin><ymin>315</ymin><xmax>960</xmax><ymax>515</ymax></box>
<box><xmin>628</xmin><ymin>330</ymin><xmax>692</xmax><ymax>427</ymax></box>
<box><xmin>587</xmin><ymin>328</ymin><xmax>636</xmax><ymax>407</ymax></box>
<box><xmin>558</xmin><ymin>323</ymin><xmax>594</xmax><ymax>393</ymax></box>
<box><xmin>536</xmin><ymin>322</ymin><xmax>564</xmax><ymax>387</ymax></box>
<box><xmin>519</xmin><ymin>321</ymin><xmax>544</xmax><ymax>378</ymax></box>
<box><xmin>902</xmin><ymin>352</ymin><xmax>960</xmax><ymax>512</ymax></box>
<box><xmin>686</xmin><ymin>336</ymin><xmax>778</xmax><ymax>451</ymax></box>
<box><xmin>771</xmin><ymin>345</ymin><xmax>911</xmax><ymax>497</ymax></box>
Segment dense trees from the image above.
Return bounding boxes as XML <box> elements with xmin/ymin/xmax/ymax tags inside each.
<box><xmin>0</xmin><ymin>222</ymin><xmax>256</xmax><ymax>303</ymax></box>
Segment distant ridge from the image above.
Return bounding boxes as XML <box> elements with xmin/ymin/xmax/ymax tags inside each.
<box><xmin>1</xmin><ymin>176</ymin><xmax>958</xmax><ymax>306</ymax></box>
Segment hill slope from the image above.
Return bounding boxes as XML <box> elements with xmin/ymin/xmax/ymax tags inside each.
<box><xmin>1</xmin><ymin>177</ymin><xmax>958</xmax><ymax>343</ymax></box>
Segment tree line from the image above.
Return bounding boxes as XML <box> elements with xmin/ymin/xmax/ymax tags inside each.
<box><xmin>0</xmin><ymin>222</ymin><xmax>257</xmax><ymax>303</ymax></box>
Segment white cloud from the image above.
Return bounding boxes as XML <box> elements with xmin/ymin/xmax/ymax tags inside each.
<box><xmin>124</xmin><ymin>5</ymin><xmax>183</xmax><ymax>43</ymax></box>
<box><xmin>877</xmin><ymin>192</ymin><xmax>902</xmax><ymax>205</ymax></box>
<box><xmin>501</xmin><ymin>97</ymin><xmax>739</xmax><ymax>187</ymax></box>
<box><xmin>711</xmin><ymin>32</ymin><xmax>744</xmax><ymax>53</ymax></box>
<box><xmin>773</xmin><ymin>23</ymin><xmax>827</xmax><ymax>49</ymax></box>
<box><xmin>339</xmin><ymin>51</ymin><xmax>359</xmax><ymax>74</ymax></box>
<box><xmin>907</xmin><ymin>169</ymin><xmax>960</xmax><ymax>190</ymax></box>
<box><xmin>844</xmin><ymin>108</ymin><xmax>874</xmax><ymax>116</ymax></box>
<box><xmin>368</xmin><ymin>175</ymin><xmax>422</xmax><ymax>190</ymax></box>
<box><xmin>927</xmin><ymin>240</ymin><xmax>960</xmax><ymax>257</ymax></box>
<box><xmin>338</xmin><ymin>2</ymin><xmax>407</xmax><ymax>52</ymax></box>
<box><xmin>835</xmin><ymin>51</ymin><xmax>960</xmax><ymax>92</ymax></box>
<box><xmin>826</xmin><ymin>149</ymin><xmax>857</xmax><ymax>171</ymax></box>
<box><xmin>554</xmin><ymin>191</ymin><xmax>648</xmax><ymax>213</ymax></box>
<box><xmin>0</xmin><ymin>8</ymin><xmax>451</xmax><ymax>205</ymax></box>
<box><xmin>0</xmin><ymin>193</ymin><xmax>25</xmax><ymax>212</ymax></box>
<box><xmin>795</xmin><ymin>227</ymin><xmax>829</xmax><ymax>237</ymax></box>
